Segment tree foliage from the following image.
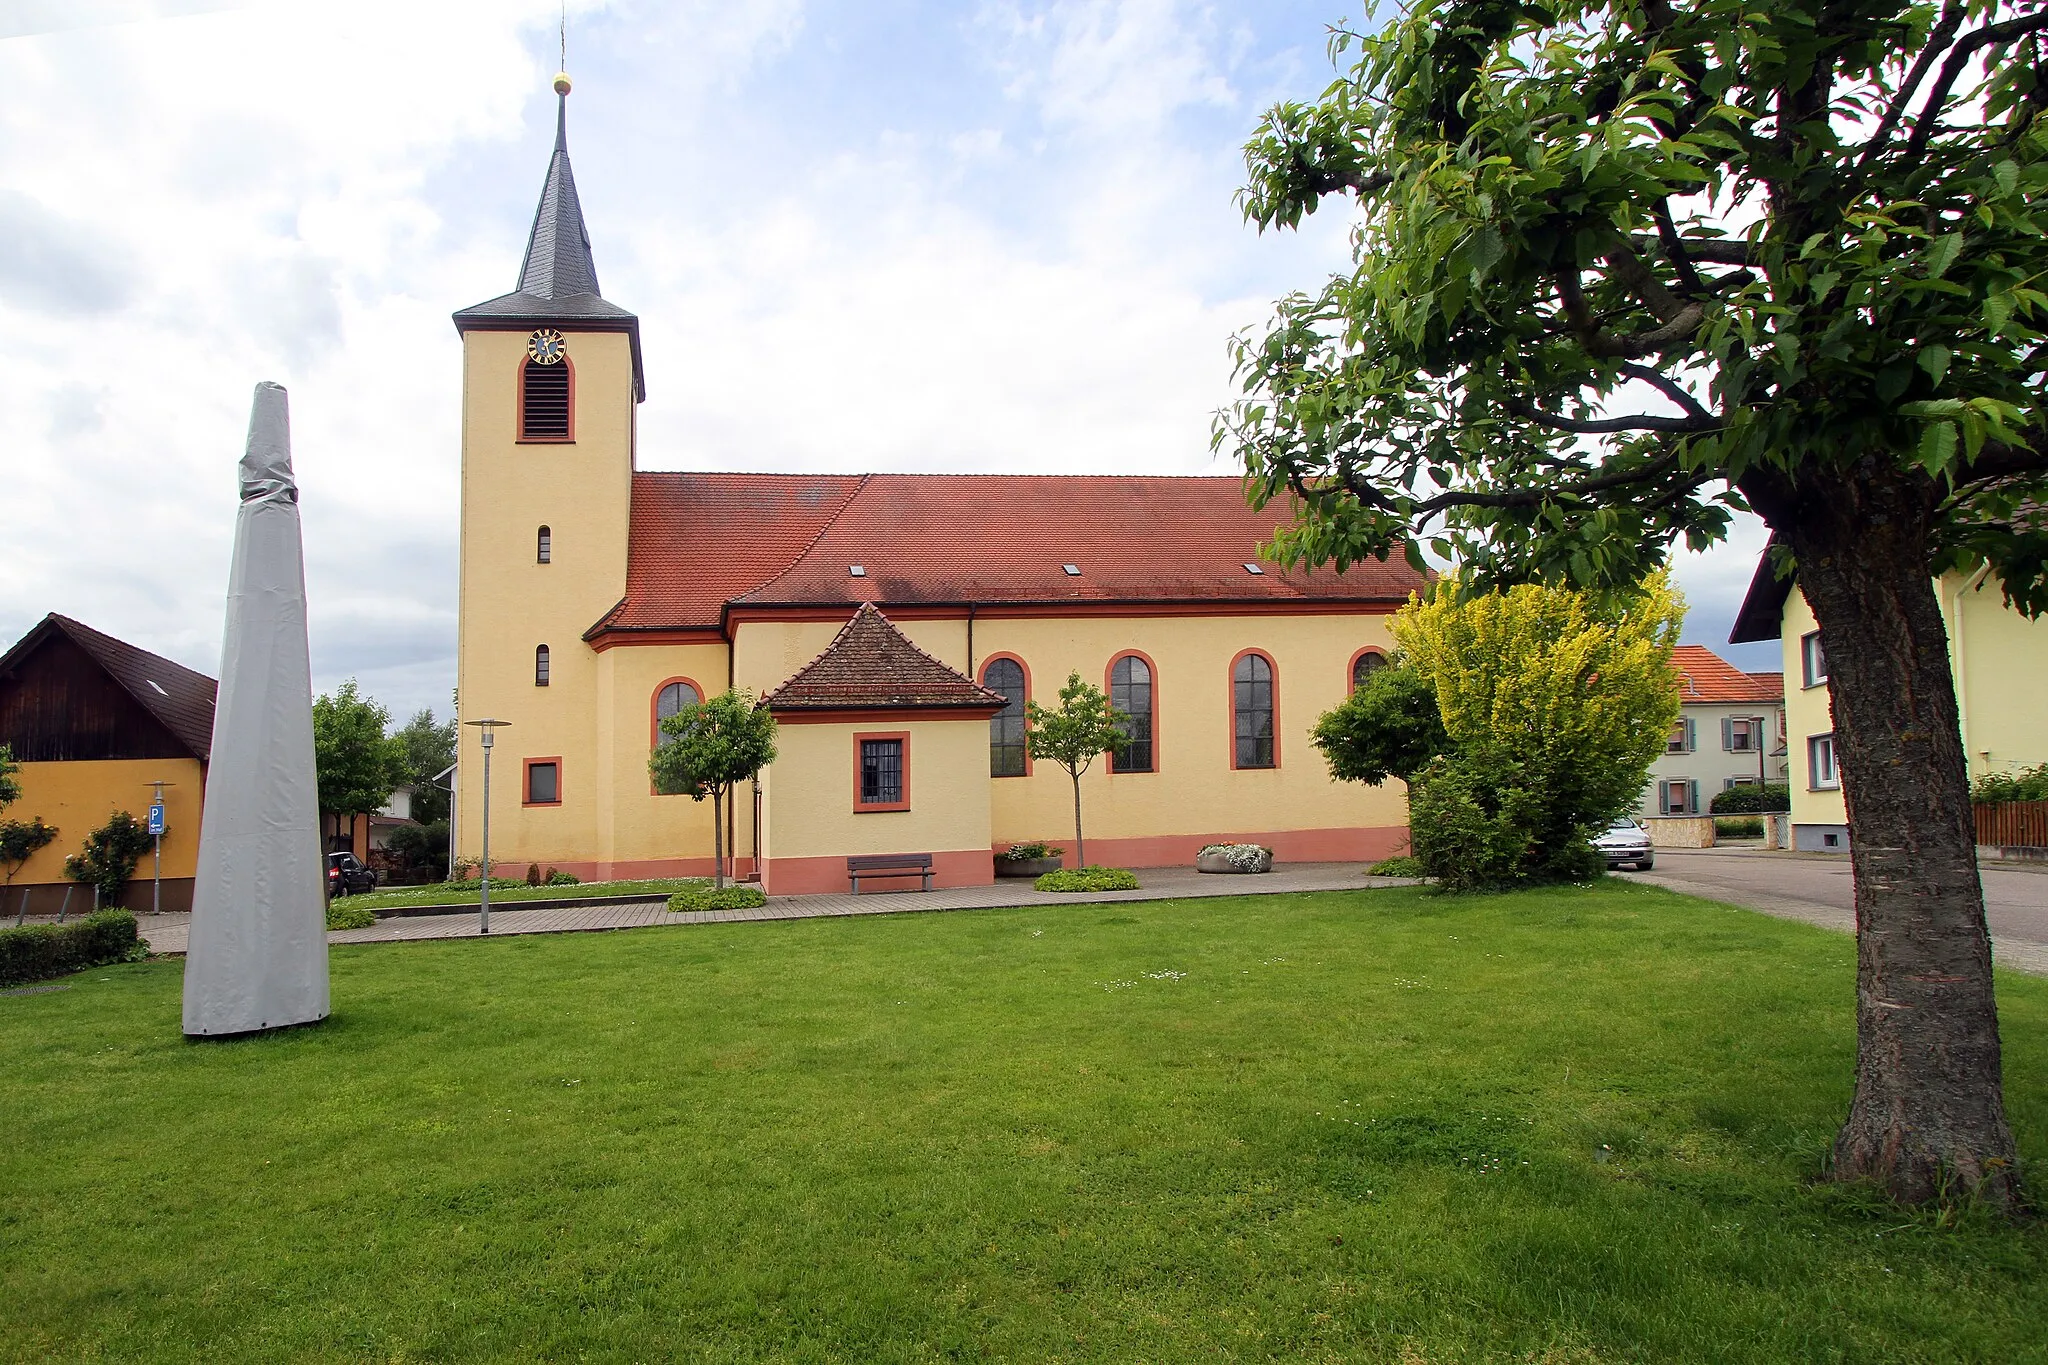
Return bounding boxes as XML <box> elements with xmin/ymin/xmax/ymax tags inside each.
<box><xmin>392</xmin><ymin>708</ymin><xmax>457</xmax><ymax>826</ymax></box>
<box><xmin>62</xmin><ymin>810</ymin><xmax>153</xmax><ymax>909</ymax></box>
<box><xmin>312</xmin><ymin>680</ymin><xmax>406</xmax><ymax>828</ymax></box>
<box><xmin>650</xmin><ymin>691</ymin><xmax>777</xmax><ymax>889</ymax></box>
<box><xmin>1026</xmin><ymin>673</ymin><xmax>1130</xmax><ymax>869</ymax></box>
<box><xmin>1</xmin><ymin>817</ymin><xmax>59</xmax><ymax>924</ymax></box>
<box><xmin>0</xmin><ymin>745</ymin><xmax>19</xmax><ymax>811</ymax></box>
<box><xmin>1320</xmin><ymin>575</ymin><xmax>1683</xmax><ymax>888</ymax></box>
<box><xmin>1223</xmin><ymin>0</ymin><xmax>2045</xmax><ymax>1212</ymax></box>
<box><xmin>1310</xmin><ymin>653</ymin><xmax>1448</xmax><ymax>784</ymax></box>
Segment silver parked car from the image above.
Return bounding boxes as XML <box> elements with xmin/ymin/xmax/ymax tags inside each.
<box><xmin>1592</xmin><ymin>818</ymin><xmax>1654</xmax><ymax>870</ymax></box>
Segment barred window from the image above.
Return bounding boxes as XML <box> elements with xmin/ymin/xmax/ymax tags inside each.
<box><xmin>982</xmin><ymin>659</ymin><xmax>1026</xmax><ymax>776</ymax></box>
<box><xmin>1110</xmin><ymin>655</ymin><xmax>1153</xmax><ymax>773</ymax></box>
<box><xmin>537</xmin><ymin>525</ymin><xmax>552</xmax><ymax>563</ymax></box>
<box><xmin>534</xmin><ymin>644</ymin><xmax>550</xmax><ymax>687</ymax></box>
<box><xmin>1233</xmin><ymin>653</ymin><xmax>1275</xmax><ymax>769</ymax></box>
<box><xmin>859</xmin><ymin>739</ymin><xmax>904</xmax><ymax>807</ymax></box>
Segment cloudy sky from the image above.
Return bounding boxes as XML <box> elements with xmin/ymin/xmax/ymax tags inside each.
<box><xmin>0</xmin><ymin>0</ymin><xmax>1776</xmax><ymax>725</ymax></box>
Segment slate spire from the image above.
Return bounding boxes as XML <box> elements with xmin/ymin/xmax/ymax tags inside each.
<box><xmin>515</xmin><ymin>91</ymin><xmax>602</xmax><ymax>300</ymax></box>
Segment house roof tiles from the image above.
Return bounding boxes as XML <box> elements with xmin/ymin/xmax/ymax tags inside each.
<box><xmin>596</xmin><ymin>472</ymin><xmax>1426</xmax><ymax>634</ymax></box>
<box><xmin>760</xmin><ymin>603</ymin><xmax>1006</xmax><ymax>712</ymax></box>
<box><xmin>1671</xmin><ymin>645</ymin><xmax>1784</xmax><ymax>704</ymax></box>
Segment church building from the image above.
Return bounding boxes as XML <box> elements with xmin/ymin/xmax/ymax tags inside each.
<box><xmin>451</xmin><ymin>81</ymin><xmax>1425</xmax><ymax>894</ymax></box>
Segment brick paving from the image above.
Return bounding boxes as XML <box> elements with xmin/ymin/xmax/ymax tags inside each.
<box><xmin>124</xmin><ymin>862</ymin><xmax>1406</xmax><ymax>956</ymax></box>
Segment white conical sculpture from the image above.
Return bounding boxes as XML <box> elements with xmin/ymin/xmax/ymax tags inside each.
<box><xmin>183</xmin><ymin>381</ymin><xmax>330</xmax><ymax>1037</ymax></box>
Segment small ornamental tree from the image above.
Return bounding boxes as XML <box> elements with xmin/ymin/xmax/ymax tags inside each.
<box><xmin>1221</xmin><ymin>1</ymin><xmax>2048</xmax><ymax>1208</ymax></box>
<box><xmin>63</xmin><ymin>810</ymin><xmax>154</xmax><ymax>910</ymax></box>
<box><xmin>1025</xmin><ymin>672</ymin><xmax>1129</xmax><ymax>869</ymax></box>
<box><xmin>649</xmin><ymin>690</ymin><xmax>777</xmax><ymax>889</ymax></box>
<box><xmin>0</xmin><ymin>744</ymin><xmax>20</xmax><ymax>810</ymax></box>
<box><xmin>1310</xmin><ymin>653</ymin><xmax>1448</xmax><ymax>785</ymax></box>
<box><xmin>2</xmin><ymin>817</ymin><xmax>59</xmax><ymax>925</ymax></box>
<box><xmin>312</xmin><ymin>680</ymin><xmax>406</xmax><ymax>851</ymax></box>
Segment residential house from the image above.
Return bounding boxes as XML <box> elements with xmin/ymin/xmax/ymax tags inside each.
<box><xmin>0</xmin><ymin>614</ymin><xmax>214</xmax><ymax>913</ymax></box>
<box><xmin>1730</xmin><ymin>548</ymin><xmax>2048</xmax><ymax>852</ymax></box>
<box><xmin>1640</xmin><ymin>645</ymin><xmax>1786</xmax><ymax>819</ymax></box>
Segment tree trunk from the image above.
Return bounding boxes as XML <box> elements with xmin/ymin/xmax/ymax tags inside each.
<box><xmin>1786</xmin><ymin>482</ymin><xmax>2021</xmax><ymax>1211</ymax></box>
<box><xmin>711</xmin><ymin>789</ymin><xmax>726</xmax><ymax>890</ymax></box>
<box><xmin>1071</xmin><ymin>771</ymin><xmax>1085</xmax><ymax>869</ymax></box>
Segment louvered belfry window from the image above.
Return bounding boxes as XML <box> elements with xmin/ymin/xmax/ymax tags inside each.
<box><xmin>520</xmin><ymin>356</ymin><xmax>571</xmax><ymax>440</ymax></box>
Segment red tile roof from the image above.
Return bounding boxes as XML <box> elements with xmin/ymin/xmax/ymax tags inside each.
<box><xmin>1672</xmin><ymin>646</ymin><xmax>1784</xmax><ymax>704</ymax></box>
<box><xmin>595</xmin><ymin>473</ymin><xmax>1426</xmax><ymax>632</ymax></box>
<box><xmin>761</xmin><ymin>604</ymin><xmax>1007</xmax><ymax>712</ymax></box>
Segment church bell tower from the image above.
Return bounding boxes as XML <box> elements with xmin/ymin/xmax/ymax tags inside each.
<box><xmin>451</xmin><ymin>72</ymin><xmax>643</xmax><ymax>869</ymax></box>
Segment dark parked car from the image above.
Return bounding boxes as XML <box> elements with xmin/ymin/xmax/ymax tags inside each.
<box><xmin>326</xmin><ymin>852</ymin><xmax>378</xmax><ymax>897</ymax></box>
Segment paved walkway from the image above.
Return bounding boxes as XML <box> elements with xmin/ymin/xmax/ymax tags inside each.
<box><xmin>123</xmin><ymin>863</ymin><xmax>1405</xmax><ymax>956</ymax></box>
<box><xmin>1621</xmin><ymin>846</ymin><xmax>2048</xmax><ymax>976</ymax></box>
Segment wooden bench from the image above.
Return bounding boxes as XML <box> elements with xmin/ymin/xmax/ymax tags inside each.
<box><xmin>847</xmin><ymin>853</ymin><xmax>934</xmax><ymax>893</ymax></box>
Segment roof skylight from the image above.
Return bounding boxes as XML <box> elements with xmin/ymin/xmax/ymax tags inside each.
<box><xmin>1061</xmin><ymin>564</ymin><xmax>1081</xmax><ymax>576</ymax></box>
<box><xmin>147</xmin><ymin>679</ymin><xmax>169</xmax><ymax>696</ymax></box>
<box><xmin>1243</xmin><ymin>563</ymin><xmax>1265</xmax><ymax>575</ymax></box>
<box><xmin>849</xmin><ymin>565</ymin><xmax>866</xmax><ymax>577</ymax></box>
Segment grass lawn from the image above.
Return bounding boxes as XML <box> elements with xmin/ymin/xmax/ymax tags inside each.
<box><xmin>3</xmin><ymin>882</ymin><xmax>2044</xmax><ymax>1363</ymax></box>
<box><xmin>342</xmin><ymin>877</ymin><xmax>708</xmax><ymax>913</ymax></box>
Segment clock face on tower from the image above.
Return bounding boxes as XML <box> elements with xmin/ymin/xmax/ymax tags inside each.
<box><xmin>526</xmin><ymin>328</ymin><xmax>566</xmax><ymax>365</ymax></box>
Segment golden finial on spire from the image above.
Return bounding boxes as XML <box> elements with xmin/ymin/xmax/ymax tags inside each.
<box><xmin>553</xmin><ymin>71</ymin><xmax>572</xmax><ymax>95</ymax></box>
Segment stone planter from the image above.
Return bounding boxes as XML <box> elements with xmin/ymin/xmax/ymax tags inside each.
<box><xmin>995</xmin><ymin>856</ymin><xmax>1063</xmax><ymax>878</ymax></box>
<box><xmin>1196</xmin><ymin>848</ymin><xmax>1273</xmax><ymax>874</ymax></box>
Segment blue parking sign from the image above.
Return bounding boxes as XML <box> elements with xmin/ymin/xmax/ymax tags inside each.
<box><xmin>147</xmin><ymin>803</ymin><xmax>165</xmax><ymax>836</ymax></box>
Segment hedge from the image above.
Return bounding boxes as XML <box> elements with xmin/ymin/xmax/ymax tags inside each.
<box><xmin>1034</xmin><ymin>867</ymin><xmax>1140</xmax><ymax>893</ymax></box>
<box><xmin>1709</xmin><ymin>783</ymin><xmax>1790</xmax><ymax>814</ymax></box>
<box><xmin>667</xmin><ymin>884</ymin><xmax>767</xmax><ymax>913</ymax></box>
<box><xmin>0</xmin><ymin>909</ymin><xmax>142</xmax><ymax>988</ymax></box>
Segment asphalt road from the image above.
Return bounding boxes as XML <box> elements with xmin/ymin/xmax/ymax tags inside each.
<box><xmin>1623</xmin><ymin>847</ymin><xmax>2048</xmax><ymax>976</ymax></box>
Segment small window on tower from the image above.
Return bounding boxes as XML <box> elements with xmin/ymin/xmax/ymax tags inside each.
<box><xmin>537</xmin><ymin>525</ymin><xmax>552</xmax><ymax>564</ymax></box>
<box><xmin>535</xmin><ymin>644</ymin><xmax>551</xmax><ymax>687</ymax></box>
<box><xmin>520</xmin><ymin>355</ymin><xmax>572</xmax><ymax>441</ymax></box>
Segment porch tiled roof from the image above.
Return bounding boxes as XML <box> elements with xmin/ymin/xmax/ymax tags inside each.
<box><xmin>760</xmin><ymin>603</ymin><xmax>1006</xmax><ymax>713</ymax></box>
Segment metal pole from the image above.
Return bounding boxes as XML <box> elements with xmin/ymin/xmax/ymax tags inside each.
<box><xmin>480</xmin><ymin>732</ymin><xmax>493</xmax><ymax>936</ymax></box>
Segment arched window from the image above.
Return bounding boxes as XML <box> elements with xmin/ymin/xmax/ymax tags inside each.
<box><xmin>1232</xmin><ymin>652</ymin><xmax>1275</xmax><ymax>769</ymax></box>
<box><xmin>1350</xmin><ymin>649</ymin><xmax>1387</xmax><ymax>691</ymax></box>
<box><xmin>537</xmin><ymin>525</ymin><xmax>552</xmax><ymax>564</ymax></box>
<box><xmin>534</xmin><ymin>644</ymin><xmax>550</xmax><ymax>687</ymax></box>
<box><xmin>982</xmin><ymin>657</ymin><xmax>1027</xmax><ymax>777</ymax></box>
<box><xmin>654</xmin><ymin>679</ymin><xmax>701</xmax><ymax>746</ymax></box>
<box><xmin>520</xmin><ymin>356</ymin><xmax>572</xmax><ymax>441</ymax></box>
<box><xmin>1109</xmin><ymin>654</ymin><xmax>1153</xmax><ymax>773</ymax></box>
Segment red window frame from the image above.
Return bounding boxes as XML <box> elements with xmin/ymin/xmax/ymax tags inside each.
<box><xmin>517</xmin><ymin>353</ymin><xmax>577</xmax><ymax>444</ymax></box>
<box><xmin>980</xmin><ymin>653</ymin><xmax>1032</xmax><ymax>778</ymax></box>
<box><xmin>1104</xmin><ymin>649</ymin><xmax>1159</xmax><ymax>775</ymax></box>
<box><xmin>1347</xmin><ymin>647</ymin><xmax>1389</xmax><ymax>694</ymax></box>
<box><xmin>523</xmin><ymin>756</ymin><xmax>564</xmax><ymax>807</ymax></box>
<box><xmin>1229</xmin><ymin>648</ymin><xmax>1280</xmax><ymax>770</ymax></box>
<box><xmin>853</xmin><ymin>731</ymin><xmax>911</xmax><ymax>812</ymax></box>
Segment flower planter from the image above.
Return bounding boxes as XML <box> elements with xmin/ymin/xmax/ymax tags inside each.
<box><xmin>995</xmin><ymin>856</ymin><xmax>1063</xmax><ymax>878</ymax></box>
<box><xmin>1196</xmin><ymin>848</ymin><xmax>1273</xmax><ymax>874</ymax></box>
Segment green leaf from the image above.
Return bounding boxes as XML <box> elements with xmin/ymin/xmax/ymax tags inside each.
<box><xmin>1984</xmin><ymin>291</ymin><xmax>2015</xmax><ymax>334</ymax></box>
<box><xmin>1917</xmin><ymin>421</ymin><xmax>1957</xmax><ymax>474</ymax></box>
<box><xmin>1917</xmin><ymin>345</ymin><xmax>1952</xmax><ymax>385</ymax></box>
<box><xmin>1994</xmin><ymin>160</ymin><xmax>2020</xmax><ymax>196</ymax></box>
<box><xmin>1925</xmin><ymin>233</ymin><xmax>1963</xmax><ymax>279</ymax></box>
<box><xmin>1875</xmin><ymin>362</ymin><xmax>1912</xmax><ymax>404</ymax></box>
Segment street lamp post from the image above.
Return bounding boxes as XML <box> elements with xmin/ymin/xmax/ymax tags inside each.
<box><xmin>463</xmin><ymin>719</ymin><xmax>511</xmax><ymax>936</ymax></box>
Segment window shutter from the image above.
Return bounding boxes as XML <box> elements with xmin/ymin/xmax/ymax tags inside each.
<box><xmin>1689</xmin><ymin>780</ymin><xmax>1700</xmax><ymax>815</ymax></box>
<box><xmin>1658</xmin><ymin>782</ymin><xmax>1671</xmax><ymax>815</ymax></box>
<box><xmin>1685</xmin><ymin>718</ymin><xmax>1696</xmax><ymax>752</ymax></box>
<box><xmin>1721</xmin><ymin>717</ymin><xmax>1733</xmax><ymax>751</ymax></box>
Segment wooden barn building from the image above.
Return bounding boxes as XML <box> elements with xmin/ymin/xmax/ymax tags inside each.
<box><xmin>0</xmin><ymin>614</ymin><xmax>215</xmax><ymax>915</ymax></box>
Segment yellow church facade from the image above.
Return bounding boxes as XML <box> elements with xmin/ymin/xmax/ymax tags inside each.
<box><xmin>451</xmin><ymin>90</ymin><xmax>1421</xmax><ymax>894</ymax></box>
